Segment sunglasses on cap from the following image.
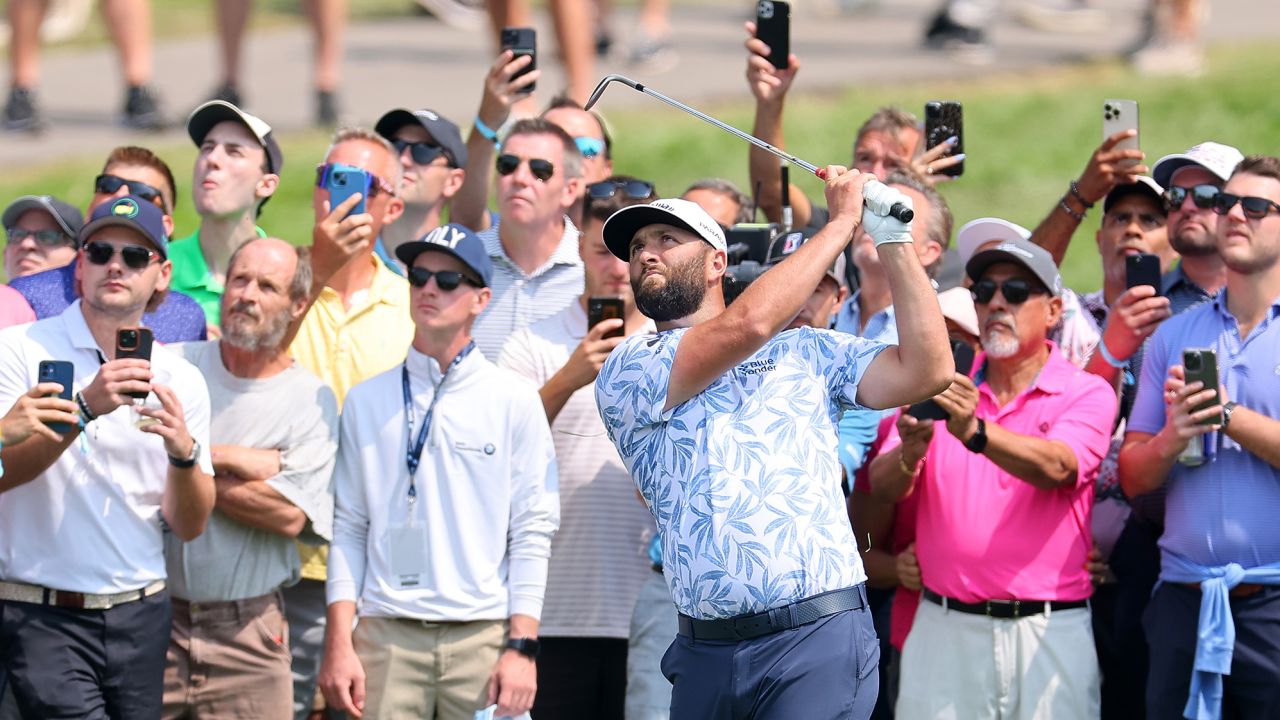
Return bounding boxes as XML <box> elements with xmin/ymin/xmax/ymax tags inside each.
<box><xmin>1212</xmin><ymin>192</ymin><xmax>1280</xmax><ymax>220</ymax></box>
<box><xmin>407</xmin><ymin>266</ymin><xmax>482</xmax><ymax>292</ymax></box>
<box><xmin>94</xmin><ymin>174</ymin><xmax>167</xmax><ymax>211</ymax></box>
<box><xmin>7</xmin><ymin>227</ymin><xmax>74</xmax><ymax>248</ymax></box>
<box><xmin>1163</xmin><ymin>184</ymin><xmax>1219</xmax><ymax>213</ymax></box>
<box><xmin>313</xmin><ymin>164</ymin><xmax>397</xmax><ymax>197</ymax></box>
<box><xmin>496</xmin><ymin>154</ymin><xmax>555</xmax><ymax>182</ymax></box>
<box><xmin>970</xmin><ymin>278</ymin><xmax>1049</xmax><ymax>305</ymax></box>
<box><xmin>587</xmin><ymin>179</ymin><xmax>655</xmax><ymax>202</ymax></box>
<box><xmin>392</xmin><ymin>139</ymin><xmax>452</xmax><ymax>167</ymax></box>
<box><xmin>83</xmin><ymin>240</ymin><xmax>160</xmax><ymax>270</ymax></box>
<box><xmin>575</xmin><ymin>136</ymin><xmax>605</xmax><ymax>159</ymax></box>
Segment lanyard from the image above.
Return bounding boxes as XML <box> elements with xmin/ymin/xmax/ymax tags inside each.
<box><xmin>401</xmin><ymin>342</ymin><xmax>475</xmax><ymax>503</ymax></box>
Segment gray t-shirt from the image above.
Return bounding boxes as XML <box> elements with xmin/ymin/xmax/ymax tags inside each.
<box><xmin>165</xmin><ymin>341</ymin><xmax>339</xmax><ymax>602</ymax></box>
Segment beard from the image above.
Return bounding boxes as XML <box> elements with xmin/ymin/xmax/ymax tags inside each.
<box><xmin>982</xmin><ymin>310</ymin><xmax>1021</xmax><ymax>359</ymax></box>
<box><xmin>633</xmin><ymin>255</ymin><xmax>708</xmax><ymax>322</ymax></box>
<box><xmin>222</xmin><ymin>300</ymin><xmax>289</xmax><ymax>352</ymax></box>
<box><xmin>1169</xmin><ymin>221</ymin><xmax>1218</xmax><ymax>257</ymax></box>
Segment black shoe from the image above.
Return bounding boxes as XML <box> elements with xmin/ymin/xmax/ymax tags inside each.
<box><xmin>209</xmin><ymin>83</ymin><xmax>243</xmax><ymax>108</ymax></box>
<box><xmin>123</xmin><ymin>85</ymin><xmax>166</xmax><ymax>130</ymax></box>
<box><xmin>922</xmin><ymin>11</ymin><xmax>993</xmax><ymax>63</ymax></box>
<box><xmin>3</xmin><ymin>86</ymin><xmax>45</xmax><ymax>132</ymax></box>
<box><xmin>596</xmin><ymin>29</ymin><xmax>614</xmax><ymax>57</ymax></box>
<box><xmin>315</xmin><ymin>90</ymin><xmax>338</xmax><ymax>127</ymax></box>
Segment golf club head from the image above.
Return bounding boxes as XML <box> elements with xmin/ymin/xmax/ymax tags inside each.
<box><xmin>585</xmin><ymin>74</ymin><xmax>643</xmax><ymax>111</ymax></box>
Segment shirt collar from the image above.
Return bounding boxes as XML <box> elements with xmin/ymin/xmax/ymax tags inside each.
<box><xmin>974</xmin><ymin>340</ymin><xmax>1069</xmax><ymax>397</ymax></box>
<box><xmin>1210</xmin><ymin>288</ymin><xmax>1280</xmax><ymax>322</ymax></box>
<box><xmin>482</xmin><ymin>215</ymin><xmax>583</xmax><ymax>272</ymax></box>
<box><xmin>60</xmin><ymin>300</ymin><xmax>109</xmax><ymax>354</ymax></box>
<box><xmin>1162</xmin><ymin>264</ymin><xmax>1213</xmax><ymax>298</ymax></box>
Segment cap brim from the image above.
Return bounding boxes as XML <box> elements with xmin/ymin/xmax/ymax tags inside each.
<box><xmin>1104</xmin><ymin>178</ymin><xmax>1165</xmax><ymax>214</ymax></box>
<box><xmin>602</xmin><ymin>205</ymin><xmax>720</xmax><ymax>261</ymax></box>
<box><xmin>78</xmin><ymin>217</ymin><xmax>166</xmax><ymax>258</ymax></box>
<box><xmin>375</xmin><ymin>109</ymin><xmax>419</xmax><ymax>140</ymax></box>
<box><xmin>187</xmin><ymin>101</ymin><xmax>281</xmax><ymax>173</ymax></box>
<box><xmin>965</xmin><ymin>248</ymin><xmax>1057</xmax><ymax>294</ymax></box>
<box><xmin>395</xmin><ymin>242</ymin><xmax>486</xmax><ymax>286</ymax></box>
<box><xmin>3</xmin><ymin>196</ymin><xmax>78</xmax><ymax>240</ymax></box>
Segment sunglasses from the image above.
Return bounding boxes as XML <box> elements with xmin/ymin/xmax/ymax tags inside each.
<box><xmin>393</xmin><ymin>139</ymin><xmax>451</xmax><ymax>167</ymax></box>
<box><xmin>7</xmin><ymin>227</ymin><xmax>73</xmax><ymax>248</ymax></box>
<box><xmin>83</xmin><ymin>240</ymin><xmax>160</xmax><ymax>270</ymax></box>
<box><xmin>496</xmin><ymin>154</ymin><xmax>555</xmax><ymax>182</ymax></box>
<box><xmin>94</xmin><ymin>174</ymin><xmax>167</xmax><ymax>211</ymax></box>
<box><xmin>575</xmin><ymin>136</ymin><xmax>605</xmax><ymax>159</ymax></box>
<box><xmin>587</xmin><ymin>179</ymin><xmax>655</xmax><ymax>202</ymax></box>
<box><xmin>313</xmin><ymin>164</ymin><xmax>397</xmax><ymax>197</ymax></box>
<box><xmin>407</xmin><ymin>266</ymin><xmax>481</xmax><ymax>292</ymax></box>
<box><xmin>1163</xmin><ymin>184</ymin><xmax>1219</xmax><ymax>213</ymax></box>
<box><xmin>970</xmin><ymin>278</ymin><xmax>1049</xmax><ymax>305</ymax></box>
<box><xmin>1212</xmin><ymin>192</ymin><xmax>1280</xmax><ymax>220</ymax></box>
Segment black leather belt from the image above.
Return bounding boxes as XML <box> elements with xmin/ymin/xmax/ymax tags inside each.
<box><xmin>677</xmin><ymin>585</ymin><xmax>867</xmax><ymax>641</ymax></box>
<box><xmin>922</xmin><ymin>588</ymin><xmax>1088</xmax><ymax>619</ymax></box>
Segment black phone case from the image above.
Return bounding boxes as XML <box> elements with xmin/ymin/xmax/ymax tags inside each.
<box><xmin>38</xmin><ymin>360</ymin><xmax>74</xmax><ymax>434</ymax></box>
<box><xmin>907</xmin><ymin>342</ymin><xmax>975</xmax><ymax>420</ymax></box>
<box><xmin>1125</xmin><ymin>254</ymin><xmax>1163</xmax><ymax>295</ymax></box>
<box><xmin>501</xmin><ymin>28</ymin><xmax>537</xmax><ymax>92</ymax></box>
<box><xmin>1182</xmin><ymin>349</ymin><xmax>1221</xmax><ymax>426</ymax></box>
<box><xmin>925</xmin><ymin>101</ymin><xmax>964</xmax><ymax>177</ymax></box>
<box><xmin>755</xmin><ymin>1</ymin><xmax>790</xmax><ymax>70</ymax></box>
<box><xmin>117</xmin><ymin>328</ymin><xmax>154</xmax><ymax>400</ymax></box>
<box><xmin>588</xmin><ymin>298</ymin><xmax>625</xmax><ymax>339</ymax></box>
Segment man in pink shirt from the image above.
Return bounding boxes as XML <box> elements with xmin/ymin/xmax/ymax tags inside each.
<box><xmin>871</xmin><ymin>233</ymin><xmax>1117</xmax><ymax>720</ymax></box>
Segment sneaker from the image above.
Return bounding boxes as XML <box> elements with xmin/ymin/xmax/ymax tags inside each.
<box><xmin>923</xmin><ymin>11</ymin><xmax>994</xmax><ymax>65</ymax></box>
<box><xmin>596</xmin><ymin>28</ymin><xmax>614</xmax><ymax>58</ymax></box>
<box><xmin>1013</xmin><ymin>1</ymin><xmax>1105</xmax><ymax>34</ymax></box>
<box><xmin>316</xmin><ymin>90</ymin><xmax>338</xmax><ymax>127</ymax></box>
<box><xmin>3</xmin><ymin>86</ymin><xmax>45</xmax><ymax>132</ymax></box>
<box><xmin>209</xmin><ymin>83</ymin><xmax>243</xmax><ymax>108</ymax></box>
<box><xmin>1132</xmin><ymin>37</ymin><xmax>1204</xmax><ymax>77</ymax></box>
<box><xmin>413</xmin><ymin>0</ymin><xmax>487</xmax><ymax>30</ymax></box>
<box><xmin>628</xmin><ymin>34</ymin><xmax>678</xmax><ymax>73</ymax></box>
<box><xmin>123</xmin><ymin>85</ymin><xmax>166</xmax><ymax>130</ymax></box>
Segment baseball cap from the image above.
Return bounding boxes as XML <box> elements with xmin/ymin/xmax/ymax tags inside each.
<box><xmin>1103</xmin><ymin>176</ymin><xmax>1165</xmax><ymax>215</ymax></box>
<box><xmin>937</xmin><ymin>286</ymin><xmax>979</xmax><ymax>337</ymax></box>
<box><xmin>78</xmin><ymin>195</ymin><xmax>170</xmax><ymax>258</ymax></box>
<box><xmin>187</xmin><ymin>100</ymin><xmax>284</xmax><ymax>174</ymax></box>
<box><xmin>602</xmin><ymin>198</ymin><xmax>728</xmax><ymax>261</ymax></box>
<box><xmin>955</xmin><ymin>217</ymin><xmax>1031</xmax><ymax>264</ymax></box>
<box><xmin>395</xmin><ymin>223</ymin><xmax>493</xmax><ymax>288</ymax></box>
<box><xmin>3</xmin><ymin>195</ymin><xmax>85</xmax><ymax>244</ymax></box>
<box><xmin>965</xmin><ymin>236</ymin><xmax>1063</xmax><ymax>297</ymax></box>
<box><xmin>1152</xmin><ymin>141</ymin><xmax>1244</xmax><ymax>187</ymax></box>
<box><xmin>375</xmin><ymin>108</ymin><xmax>468</xmax><ymax>169</ymax></box>
<box><xmin>765</xmin><ymin>229</ymin><xmax>847</xmax><ymax>288</ymax></box>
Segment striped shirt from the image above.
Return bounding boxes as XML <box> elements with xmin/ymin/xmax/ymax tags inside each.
<box><xmin>472</xmin><ymin>217</ymin><xmax>584</xmax><ymax>361</ymax></box>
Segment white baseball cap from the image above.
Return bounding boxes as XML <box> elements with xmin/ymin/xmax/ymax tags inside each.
<box><xmin>955</xmin><ymin>217</ymin><xmax>1031</xmax><ymax>264</ymax></box>
<box><xmin>602</xmin><ymin>198</ymin><xmax>727</xmax><ymax>261</ymax></box>
<box><xmin>937</xmin><ymin>286</ymin><xmax>979</xmax><ymax>337</ymax></box>
<box><xmin>1152</xmin><ymin>141</ymin><xmax>1244</xmax><ymax>187</ymax></box>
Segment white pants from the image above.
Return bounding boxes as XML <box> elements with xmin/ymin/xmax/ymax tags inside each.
<box><xmin>896</xmin><ymin>597</ymin><xmax>1099</xmax><ymax>720</ymax></box>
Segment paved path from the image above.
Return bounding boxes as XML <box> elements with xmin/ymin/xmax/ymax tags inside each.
<box><xmin>0</xmin><ymin>0</ymin><xmax>1273</xmax><ymax>168</ymax></box>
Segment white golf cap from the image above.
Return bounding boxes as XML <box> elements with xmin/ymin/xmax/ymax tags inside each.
<box><xmin>1152</xmin><ymin>141</ymin><xmax>1244</xmax><ymax>187</ymax></box>
<box><xmin>602</xmin><ymin>198</ymin><xmax>728</xmax><ymax>260</ymax></box>
<box><xmin>937</xmin><ymin>286</ymin><xmax>979</xmax><ymax>337</ymax></box>
<box><xmin>955</xmin><ymin>217</ymin><xmax>1031</xmax><ymax>263</ymax></box>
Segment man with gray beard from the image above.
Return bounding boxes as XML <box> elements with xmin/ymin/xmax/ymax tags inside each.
<box><xmin>163</xmin><ymin>237</ymin><xmax>340</xmax><ymax>719</ymax></box>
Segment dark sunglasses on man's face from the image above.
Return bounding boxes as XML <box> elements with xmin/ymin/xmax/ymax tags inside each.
<box><xmin>94</xmin><ymin>174</ymin><xmax>166</xmax><ymax>210</ymax></box>
<box><xmin>7</xmin><ymin>227</ymin><xmax>73</xmax><ymax>248</ymax></box>
<box><xmin>1212</xmin><ymin>192</ymin><xmax>1280</xmax><ymax>220</ymax></box>
<box><xmin>393</xmin><ymin>139</ymin><xmax>450</xmax><ymax>167</ymax></box>
<box><xmin>83</xmin><ymin>240</ymin><xmax>160</xmax><ymax>270</ymax></box>
<box><xmin>587</xmin><ymin>179</ymin><xmax>655</xmax><ymax>202</ymax></box>
<box><xmin>970</xmin><ymin>278</ymin><xmax>1049</xmax><ymax>305</ymax></box>
<box><xmin>407</xmin><ymin>266</ymin><xmax>480</xmax><ymax>292</ymax></box>
<box><xmin>1163</xmin><ymin>184</ymin><xmax>1219</xmax><ymax>213</ymax></box>
<box><xmin>495</xmin><ymin>154</ymin><xmax>555</xmax><ymax>182</ymax></box>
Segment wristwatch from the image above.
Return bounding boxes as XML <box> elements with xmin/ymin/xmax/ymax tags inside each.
<box><xmin>963</xmin><ymin>418</ymin><xmax>988</xmax><ymax>454</ymax></box>
<box><xmin>168</xmin><ymin>439</ymin><xmax>201</xmax><ymax>469</ymax></box>
<box><xmin>506</xmin><ymin>637</ymin><xmax>541</xmax><ymax>659</ymax></box>
<box><xmin>1221</xmin><ymin>401</ymin><xmax>1238</xmax><ymax>430</ymax></box>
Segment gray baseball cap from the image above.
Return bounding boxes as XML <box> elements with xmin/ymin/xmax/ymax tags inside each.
<box><xmin>965</xmin><ymin>236</ymin><xmax>1063</xmax><ymax>296</ymax></box>
<box><xmin>3</xmin><ymin>195</ymin><xmax>85</xmax><ymax>245</ymax></box>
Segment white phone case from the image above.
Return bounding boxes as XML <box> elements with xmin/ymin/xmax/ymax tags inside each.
<box><xmin>1103</xmin><ymin>99</ymin><xmax>1140</xmax><ymax>168</ymax></box>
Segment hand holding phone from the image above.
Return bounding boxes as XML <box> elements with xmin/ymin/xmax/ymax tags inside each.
<box><xmin>1125</xmin><ymin>253</ymin><xmax>1162</xmax><ymax>295</ymax></box>
<box><xmin>117</xmin><ymin>327</ymin><xmax>154</xmax><ymax>400</ymax></box>
<box><xmin>323</xmin><ymin>164</ymin><xmax>370</xmax><ymax>218</ymax></box>
<box><xmin>501</xmin><ymin>27</ymin><xmax>537</xmax><ymax>93</ymax></box>
<box><xmin>588</xmin><ymin>297</ymin><xmax>625</xmax><ymax>339</ymax></box>
<box><xmin>1182</xmin><ymin>348</ymin><xmax>1222</xmax><ymax>426</ymax></box>
<box><xmin>907</xmin><ymin>340</ymin><xmax>976</xmax><ymax>420</ymax></box>
<box><xmin>754</xmin><ymin>1</ymin><xmax>791</xmax><ymax>70</ymax></box>
<box><xmin>37</xmin><ymin>360</ymin><xmax>76</xmax><ymax>435</ymax></box>
<box><xmin>924</xmin><ymin>101</ymin><xmax>964</xmax><ymax>178</ymax></box>
<box><xmin>1102</xmin><ymin>100</ymin><xmax>1140</xmax><ymax>170</ymax></box>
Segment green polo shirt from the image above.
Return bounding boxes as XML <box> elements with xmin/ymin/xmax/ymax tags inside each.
<box><xmin>168</xmin><ymin>226</ymin><xmax>268</xmax><ymax>326</ymax></box>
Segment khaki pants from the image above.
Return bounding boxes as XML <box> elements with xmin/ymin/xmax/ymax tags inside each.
<box><xmin>163</xmin><ymin>590</ymin><xmax>293</xmax><ymax>720</ymax></box>
<box><xmin>354</xmin><ymin>616</ymin><xmax>506</xmax><ymax>720</ymax></box>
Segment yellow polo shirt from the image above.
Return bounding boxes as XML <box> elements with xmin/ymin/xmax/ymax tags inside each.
<box><xmin>289</xmin><ymin>256</ymin><xmax>415</xmax><ymax>581</ymax></box>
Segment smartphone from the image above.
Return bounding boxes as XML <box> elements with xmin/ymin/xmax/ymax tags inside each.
<box><xmin>924</xmin><ymin>101</ymin><xmax>964</xmax><ymax>178</ymax></box>
<box><xmin>1182</xmin><ymin>348</ymin><xmax>1221</xmax><ymax>426</ymax></box>
<box><xmin>1103</xmin><ymin>99</ymin><xmax>1140</xmax><ymax>169</ymax></box>
<box><xmin>1125</xmin><ymin>253</ymin><xmax>1162</xmax><ymax>296</ymax></box>
<box><xmin>325</xmin><ymin>165</ymin><xmax>369</xmax><ymax>218</ymax></box>
<box><xmin>907</xmin><ymin>340</ymin><xmax>976</xmax><ymax>420</ymax></box>
<box><xmin>117</xmin><ymin>327</ymin><xmax>154</xmax><ymax>400</ymax></box>
<box><xmin>501</xmin><ymin>27</ymin><xmax>537</xmax><ymax>93</ymax></box>
<box><xmin>38</xmin><ymin>360</ymin><xmax>75</xmax><ymax>434</ymax></box>
<box><xmin>588</xmin><ymin>297</ymin><xmax>625</xmax><ymax>339</ymax></box>
<box><xmin>755</xmin><ymin>0</ymin><xmax>790</xmax><ymax>70</ymax></box>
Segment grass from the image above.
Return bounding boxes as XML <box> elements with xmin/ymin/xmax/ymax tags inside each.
<box><xmin>5</xmin><ymin>39</ymin><xmax>1280</xmax><ymax>291</ymax></box>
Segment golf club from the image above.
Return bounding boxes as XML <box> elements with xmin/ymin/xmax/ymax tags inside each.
<box><xmin>585</xmin><ymin>74</ymin><xmax>914</xmax><ymax>223</ymax></box>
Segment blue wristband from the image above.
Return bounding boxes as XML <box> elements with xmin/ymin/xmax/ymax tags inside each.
<box><xmin>474</xmin><ymin>116</ymin><xmax>500</xmax><ymax>144</ymax></box>
<box><xmin>1098</xmin><ymin>338</ymin><xmax>1128</xmax><ymax>369</ymax></box>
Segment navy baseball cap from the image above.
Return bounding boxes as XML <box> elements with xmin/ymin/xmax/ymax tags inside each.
<box><xmin>376</xmin><ymin>108</ymin><xmax>468</xmax><ymax>169</ymax></box>
<box><xmin>78</xmin><ymin>195</ymin><xmax>170</xmax><ymax>258</ymax></box>
<box><xmin>395</xmin><ymin>223</ymin><xmax>493</xmax><ymax>287</ymax></box>
<box><xmin>3</xmin><ymin>195</ymin><xmax>85</xmax><ymax>245</ymax></box>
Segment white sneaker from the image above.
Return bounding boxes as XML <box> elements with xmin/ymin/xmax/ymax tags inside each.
<box><xmin>415</xmin><ymin>0</ymin><xmax>488</xmax><ymax>31</ymax></box>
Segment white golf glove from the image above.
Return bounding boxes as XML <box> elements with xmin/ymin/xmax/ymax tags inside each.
<box><xmin>861</xmin><ymin>181</ymin><xmax>914</xmax><ymax>246</ymax></box>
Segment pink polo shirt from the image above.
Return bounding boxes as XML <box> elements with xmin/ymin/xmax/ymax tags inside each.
<box><xmin>0</xmin><ymin>285</ymin><xmax>34</xmax><ymax>330</ymax></box>
<box><xmin>880</xmin><ymin>341</ymin><xmax>1116</xmax><ymax>603</ymax></box>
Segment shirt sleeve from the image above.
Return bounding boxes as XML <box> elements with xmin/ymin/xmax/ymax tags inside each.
<box><xmin>506</xmin><ymin>387</ymin><xmax>561</xmax><ymax>619</ymax></box>
<box><xmin>265</xmin><ymin>380</ymin><xmax>339</xmax><ymax>544</ymax></box>
<box><xmin>594</xmin><ymin>332</ymin><xmax>680</xmax><ymax>444</ymax></box>
<box><xmin>1045</xmin><ymin>371</ymin><xmax>1120</xmax><ymax>487</ymax></box>
<box><xmin>326</xmin><ymin>399</ymin><xmax>371</xmax><ymax>606</ymax></box>
<box><xmin>1126</xmin><ymin>326</ymin><xmax>1172</xmax><ymax>436</ymax></box>
<box><xmin>808</xmin><ymin>327</ymin><xmax>889</xmax><ymax>412</ymax></box>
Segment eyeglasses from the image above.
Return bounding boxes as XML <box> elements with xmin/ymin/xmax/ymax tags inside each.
<box><xmin>496</xmin><ymin>154</ymin><xmax>555</xmax><ymax>182</ymax></box>
<box><xmin>7</xmin><ymin>227</ymin><xmax>73</xmax><ymax>248</ymax></box>
<box><xmin>1212</xmin><ymin>192</ymin><xmax>1280</xmax><ymax>220</ymax></box>
<box><xmin>1163</xmin><ymin>184</ymin><xmax>1220</xmax><ymax>213</ymax></box>
<box><xmin>407</xmin><ymin>266</ymin><xmax>481</xmax><ymax>292</ymax></box>
<box><xmin>575</xmin><ymin>136</ymin><xmax>605</xmax><ymax>159</ymax></box>
<box><xmin>83</xmin><ymin>240</ymin><xmax>160</xmax><ymax>270</ymax></box>
<box><xmin>970</xmin><ymin>278</ymin><xmax>1049</xmax><ymax>305</ymax></box>
<box><xmin>587</xmin><ymin>179</ymin><xmax>655</xmax><ymax>202</ymax></box>
<box><xmin>94</xmin><ymin>174</ymin><xmax>167</xmax><ymax>211</ymax></box>
<box><xmin>313</xmin><ymin>164</ymin><xmax>397</xmax><ymax>197</ymax></box>
<box><xmin>392</xmin><ymin>139</ymin><xmax>451</xmax><ymax>167</ymax></box>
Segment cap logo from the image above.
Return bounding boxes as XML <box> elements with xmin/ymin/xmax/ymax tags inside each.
<box><xmin>995</xmin><ymin>243</ymin><xmax>1033</xmax><ymax>260</ymax></box>
<box><xmin>424</xmin><ymin>225</ymin><xmax>466</xmax><ymax>249</ymax></box>
<box><xmin>415</xmin><ymin>110</ymin><xmax>440</xmax><ymax>122</ymax></box>
<box><xmin>781</xmin><ymin>232</ymin><xmax>803</xmax><ymax>255</ymax></box>
<box><xmin>111</xmin><ymin>198</ymin><xmax>140</xmax><ymax>218</ymax></box>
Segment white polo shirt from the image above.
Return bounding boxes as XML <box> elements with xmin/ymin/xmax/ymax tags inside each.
<box><xmin>327</xmin><ymin>346</ymin><xmax>560</xmax><ymax>621</ymax></box>
<box><xmin>0</xmin><ymin>301</ymin><xmax>213</xmax><ymax>595</ymax></box>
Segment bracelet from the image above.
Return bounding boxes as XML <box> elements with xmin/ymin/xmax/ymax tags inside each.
<box><xmin>74</xmin><ymin>391</ymin><xmax>97</xmax><ymax>424</ymax></box>
<box><xmin>1069</xmin><ymin>180</ymin><xmax>1095</xmax><ymax>208</ymax></box>
<box><xmin>898</xmin><ymin>453</ymin><xmax>920</xmax><ymax>477</ymax></box>
<box><xmin>1058</xmin><ymin>196</ymin><xmax>1085</xmax><ymax>222</ymax></box>
<box><xmin>1097</xmin><ymin>338</ymin><xmax>1128</xmax><ymax>369</ymax></box>
<box><xmin>474</xmin><ymin>116</ymin><xmax>500</xmax><ymax>144</ymax></box>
